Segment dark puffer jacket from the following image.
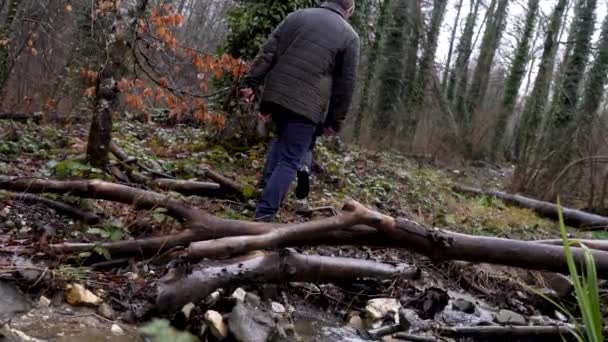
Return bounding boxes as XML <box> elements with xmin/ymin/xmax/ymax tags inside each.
<box><xmin>244</xmin><ymin>2</ymin><xmax>360</xmax><ymax>132</ymax></box>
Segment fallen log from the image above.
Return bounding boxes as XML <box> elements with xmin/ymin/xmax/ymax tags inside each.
<box><xmin>187</xmin><ymin>200</ymin><xmax>383</xmax><ymax>259</ymax></box>
<box><xmin>537</xmin><ymin>238</ymin><xmax>608</xmax><ymax>252</ymax></box>
<box><xmin>432</xmin><ymin>325</ymin><xmax>575</xmax><ymax>338</ymax></box>
<box><xmin>156</xmin><ymin>249</ymin><xmax>419</xmax><ymax>312</ymax></box>
<box><xmin>453</xmin><ymin>184</ymin><xmax>608</xmax><ymax>229</ymax></box>
<box><xmin>1</xmin><ymin>191</ymin><xmax>100</xmax><ymax>225</ymax></box>
<box><xmin>4</xmin><ymin>177</ymin><xmax>608</xmax><ymax>279</ymax></box>
<box><xmin>202</xmin><ymin>168</ymin><xmax>259</xmax><ymax>197</ymax></box>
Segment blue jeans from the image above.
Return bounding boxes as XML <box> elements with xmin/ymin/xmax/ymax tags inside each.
<box><xmin>254</xmin><ymin>111</ymin><xmax>317</xmax><ymax>221</ymax></box>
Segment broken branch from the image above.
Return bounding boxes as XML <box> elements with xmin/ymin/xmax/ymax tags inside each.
<box><xmin>187</xmin><ymin>200</ymin><xmax>384</xmax><ymax>259</ymax></box>
<box><xmin>156</xmin><ymin>249</ymin><xmax>419</xmax><ymax>312</ymax></box>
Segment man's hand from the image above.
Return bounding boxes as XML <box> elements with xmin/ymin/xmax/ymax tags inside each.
<box><xmin>239</xmin><ymin>88</ymin><xmax>255</xmax><ymax>103</ymax></box>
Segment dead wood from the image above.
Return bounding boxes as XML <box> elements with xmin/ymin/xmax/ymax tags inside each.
<box><xmin>202</xmin><ymin>168</ymin><xmax>258</xmax><ymax>197</ymax></box>
<box><xmin>1</xmin><ymin>191</ymin><xmax>100</xmax><ymax>225</ymax></box>
<box><xmin>368</xmin><ymin>324</ymin><xmax>403</xmax><ymax>339</ymax></box>
<box><xmin>536</xmin><ymin>238</ymin><xmax>608</xmax><ymax>252</ymax></box>
<box><xmin>4</xmin><ymin>177</ymin><xmax>608</xmax><ymax>279</ymax></box>
<box><xmin>375</xmin><ymin>217</ymin><xmax>608</xmax><ymax>279</ymax></box>
<box><xmin>187</xmin><ymin>200</ymin><xmax>384</xmax><ymax>259</ymax></box>
<box><xmin>156</xmin><ymin>249</ymin><xmax>419</xmax><ymax>312</ymax></box>
<box><xmin>453</xmin><ymin>184</ymin><xmax>608</xmax><ymax>229</ymax></box>
<box><xmin>432</xmin><ymin>325</ymin><xmax>575</xmax><ymax>338</ymax></box>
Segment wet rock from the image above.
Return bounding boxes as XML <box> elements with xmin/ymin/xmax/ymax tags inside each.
<box><xmin>35</xmin><ymin>296</ymin><xmax>51</xmax><ymax>309</ymax></box>
<box><xmin>365</xmin><ymin>298</ymin><xmax>400</xmax><ymax>324</ymax></box>
<box><xmin>0</xmin><ymin>281</ymin><xmax>31</xmax><ymax>325</ymax></box>
<box><xmin>245</xmin><ymin>292</ymin><xmax>261</xmax><ymax>308</ymax></box>
<box><xmin>181</xmin><ymin>302</ymin><xmax>195</xmax><ymax>319</ymax></box>
<box><xmin>406</xmin><ymin>287</ymin><xmax>449</xmax><ymax>319</ymax></box>
<box><xmin>97</xmin><ymin>302</ymin><xmax>114</xmax><ymax>320</ymax></box>
<box><xmin>228</xmin><ymin>302</ymin><xmax>275</xmax><ymax>342</ymax></box>
<box><xmin>204</xmin><ymin>310</ymin><xmax>228</xmax><ymax>340</ymax></box>
<box><xmin>111</xmin><ymin>324</ymin><xmax>124</xmax><ymax>335</ymax></box>
<box><xmin>271</xmin><ymin>302</ymin><xmax>286</xmax><ymax>314</ymax></box>
<box><xmin>452</xmin><ymin>298</ymin><xmax>475</xmax><ymax>314</ymax></box>
<box><xmin>398</xmin><ymin>309</ymin><xmax>432</xmax><ymax>332</ymax></box>
<box><xmin>232</xmin><ymin>288</ymin><xmax>247</xmax><ymax>302</ymax></box>
<box><xmin>346</xmin><ymin>313</ymin><xmax>364</xmax><ymax>332</ymax></box>
<box><xmin>541</xmin><ymin>272</ymin><xmax>574</xmax><ymax>297</ymax></box>
<box><xmin>65</xmin><ymin>284</ymin><xmax>102</xmax><ymax>306</ymax></box>
<box><xmin>496</xmin><ymin>309</ymin><xmax>526</xmax><ymax>326</ymax></box>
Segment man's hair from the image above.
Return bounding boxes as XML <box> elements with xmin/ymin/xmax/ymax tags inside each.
<box><xmin>327</xmin><ymin>0</ymin><xmax>355</xmax><ymax>10</ymax></box>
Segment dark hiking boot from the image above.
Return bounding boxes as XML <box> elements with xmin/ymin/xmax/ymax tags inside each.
<box><xmin>295</xmin><ymin>167</ymin><xmax>310</xmax><ymax>200</ymax></box>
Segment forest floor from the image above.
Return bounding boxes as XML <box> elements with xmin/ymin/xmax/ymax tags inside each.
<box><xmin>0</xmin><ymin>117</ymin><xmax>602</xmax><ymax>341</ymax></box>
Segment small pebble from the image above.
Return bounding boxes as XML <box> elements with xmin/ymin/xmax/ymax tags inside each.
<box><xmin>271</xmin><ymin>302</ymin><xmax>286</xmax><ymax>314</ymax></box>
<box><xmin>111</xmin><ymin>324</ymin><xmax>124</xmax><ymax>335</ymax></box>
<box><xmin>232</xmin><ymin>288</ymin><xmax>246</xmax><ymax>302</ymax></box>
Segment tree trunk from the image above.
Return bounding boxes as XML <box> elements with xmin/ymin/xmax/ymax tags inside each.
<box><xmin>399</xmin><ymin>0</ymin><xmax>422</xmax><ymax>139</ymax></box>
<box><xmin>491</xmin><ymin>0</ymin><xmax>540</xmax><ymax>159</ymax></box>
<box><xmin>0</xmin><ymin>0</ymin><xmax>19</xmax><ymax>92</ymax></box>
<box><xmin>576</xmin><ymin>12</ymin><xmax>608</xmax><ymax>157</ymax></box>
<box><xmin>446</xmin><ymin>0</ymin><xmax>481</xmax><ymax>103</ymax></box>
<box><xmin>156</xmin><ymin>249</ymin><xmax>419</xmax><ymax>312</ymax></box>
<box><xmin>463</xmin><ymin>0</ymin><xmax>509</xmax><ymax>155</ymax></box>
<box><xmin>539</xmin><ymin>0</ymin><xmax>597</xmax><ymax>195</ymax></box>
<box><xmin>354</xmin><ymin>0</ymin><xmax>391</xmax><ymax>142</ymax></box>
<box><xmin>86</xmin><ymin>0</ymin><xmax>149</xmax><ymax>169</ymax></box>
<box><xmin>442</xmin><ymin>0</ymin><xmax>464</xmax><ymax>92</ymax></box>
<box><xmin>511</xmin><ymin>0</ymin><xmax>569</xmax><ymax>188</ymax></box>
<box><xmin>415</xmin><ymin>0</ymin><xmax>448</xmax><ymax>106</ymax></box>
<box><xmin>372</xmin><ymin>0</ymin><xmax>409</xmax><ymax>141</ymax></box>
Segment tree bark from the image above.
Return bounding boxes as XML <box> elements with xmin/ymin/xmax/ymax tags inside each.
<box><xmin>0</xmin><ymin>0</ymin><xmax>19</xmax><ymax>91</ymax></box>
<box><xmin>353</xmin><ymin>0</ymin><xmax>391</xmax><ymax>142</ymax></box>
<box><xmin>491</xmin><ymin>0</ymin><xmax>540</xmax><ymax>159</ymax></box>
<box><xmin>433</xmin><ymin>325</ymin><xmax>575</xmax><ymax>338</ymax></box>
<box><xmin>187</xmin><ymin>200</ymin><xmax>384</xmax><ymax>259</ymax></box>
<box><xmin>86</xmin><ymin>0</ymin><xmax>149</xmax><ymax>169</ymax></box>
<box><xmin>442</xmin><ymin>0</ymin><xmax>465</xmax><ymax>91</ymax></box>
<box><xmin>453</xmin><ymin>184</ymin><xmax>608</xmax><ymax>229</ymax></box>
<box><xmin>156</xmin><ymin>249</ymin><xmax>420</xmax><ymax>312</ymax></box>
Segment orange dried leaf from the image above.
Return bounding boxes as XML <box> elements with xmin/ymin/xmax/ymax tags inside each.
<box><xmin>143</xmin><ymin>88</ymin><xmax>154</xmax><ymax>97</ymax></box>
<box><xmin>84</xmin><ymin>87</ymin><xmax>96</xmax><ymax>97</ymax></box>
<box><xmin>134</xmin><ymin>79</ymin><xmax>145</xmax><ymax>88</ymax></box>
<box><xmin>117</xmin><ymin>78</ymin><xmax>131</xmax><ymax>91</ymax></box>
<box><xmin>159</xmin><ymin>77</ymin><xmax>169</xmax><ymax>88</ymax></box>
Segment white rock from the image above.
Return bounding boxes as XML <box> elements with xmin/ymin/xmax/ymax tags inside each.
<box><xmin>111</xmin><ymin>324</ymin><xmax>124</xmax><ymax>335</ymax></box>
<box><xmin>65</xmin><ymin>284</ymin><xmax>102</xmax><ymax>306</ymax></box>
<box><xmin>181</xmin><ymin>302</ymin><xmax>195</xmax><ymax>319</ymax></box>
<box><xmin>35</xmin><ymin>296</ymin><xmax>51</xmax><ymax>308</ymax></box>
<box><xmin>366</xmin><ymin>298</ymin><xmax>400</xmax><ymax>323</ymax></box>
<box><xmin>231</xmin><ymin>288</ymin><xmax>246</xmax><ymax>302</ymax></box>
<box><xmin>97</xmin><ymin>302</ymin><xmax>114</xmax><ymax>320</ymax></box>
<box><xmin>204</xmin><ymin>310</ymin><xmax>228</xmax><ymax>340</ymax></box>
<box><xmin>271</xmin><ymin>302</ymin><xmax>286</xmax><ymax>314</ymax></box>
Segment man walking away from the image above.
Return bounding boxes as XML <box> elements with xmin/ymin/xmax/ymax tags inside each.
<box><xmin>241</xmin><ymin>0</ymin><xmax>360</xmax><ymax>222</ymax></box>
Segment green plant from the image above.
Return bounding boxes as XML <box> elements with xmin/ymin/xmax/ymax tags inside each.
<box><xmin>536</xmin><ymin>200</ymin><xmax>604</xmax><ymax>342</ymax></box>
<box><xmin>557</xmin><ymin>199</ymin><xmax>604</xmax><ymax>342</ymax></box>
